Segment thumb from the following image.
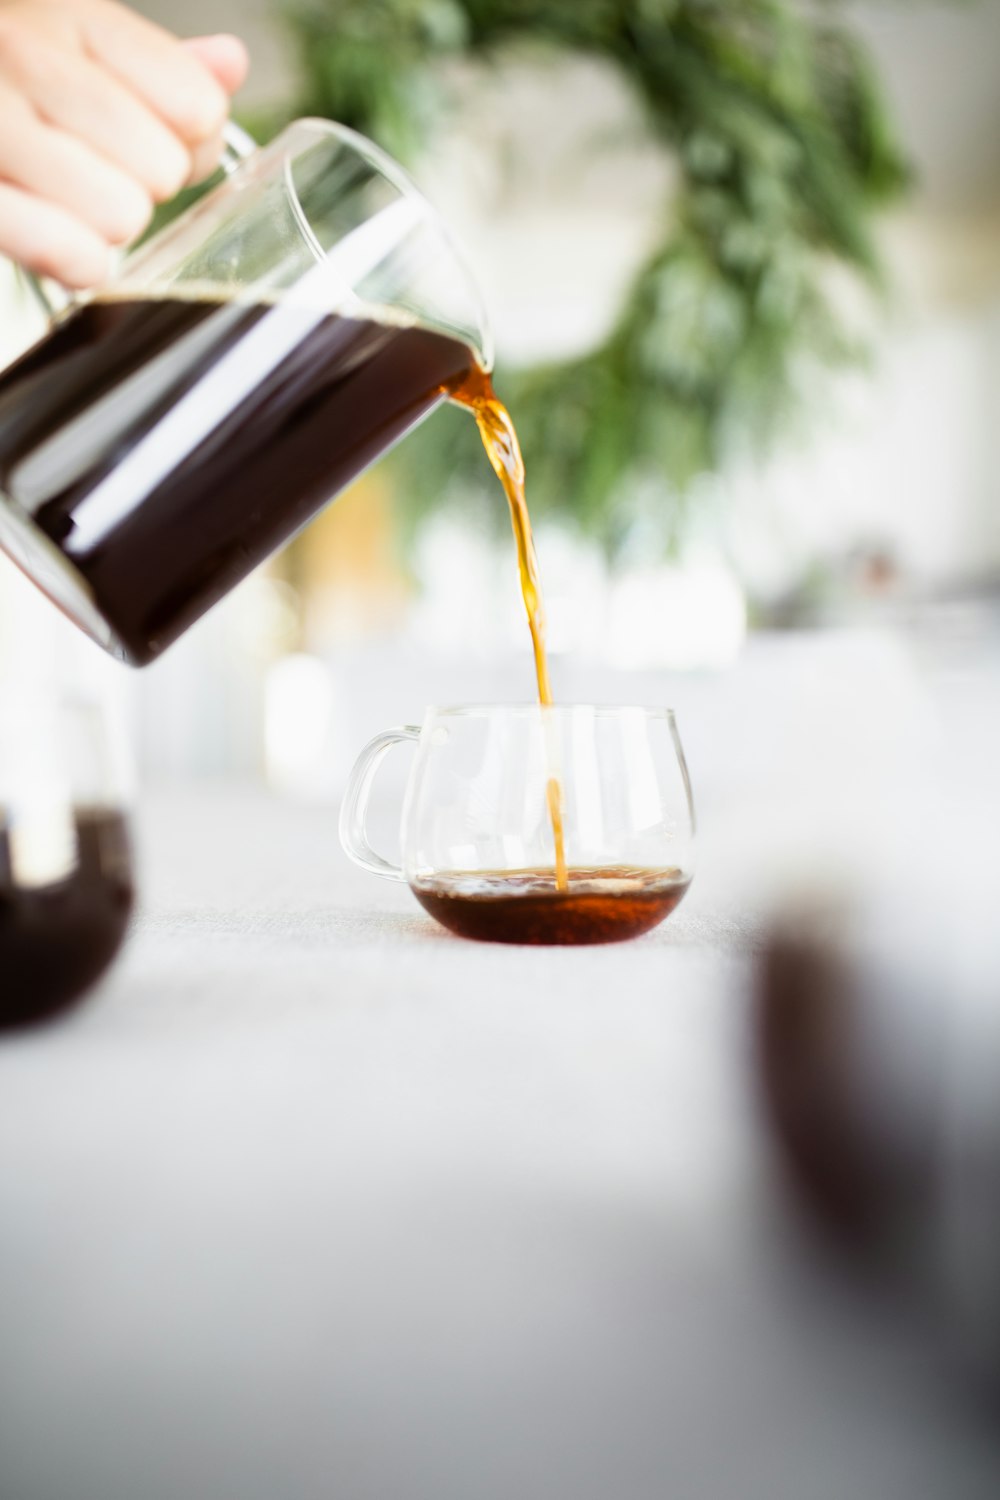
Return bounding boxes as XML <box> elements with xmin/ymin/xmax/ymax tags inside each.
<box><xmin>182</xmin><ymin>34</ymin><xmax>250</xmax><ymax>96</ymax></box>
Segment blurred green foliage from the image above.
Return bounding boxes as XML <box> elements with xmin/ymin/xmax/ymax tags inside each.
<box><xmin>279</xmin><ymin>0</ymin><xmax>910</xmax><ymax>550</ymax></box>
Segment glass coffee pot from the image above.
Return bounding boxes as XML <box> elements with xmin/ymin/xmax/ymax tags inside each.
<box><xmin>0</xmin><ymin>121</ymin><xmax>492</xmax><ymax>665</ymax></box>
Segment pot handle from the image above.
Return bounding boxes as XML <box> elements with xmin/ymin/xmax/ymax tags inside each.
<box><xmin>218</xmin><ymin>120</ymin><xmax>258</xmax><ymax>176</ymax></box>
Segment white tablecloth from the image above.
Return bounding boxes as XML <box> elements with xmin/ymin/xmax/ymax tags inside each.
<box><xmin>1</xmin><ymin>774</ymin><xmax>998</xmax><ymax>1500</ymax></box>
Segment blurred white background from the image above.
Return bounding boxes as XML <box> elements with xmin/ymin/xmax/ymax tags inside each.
<box><xmin>1</xmin><ymin>0</ymin><xmax>998</xmax><ymax>795</ymax></box>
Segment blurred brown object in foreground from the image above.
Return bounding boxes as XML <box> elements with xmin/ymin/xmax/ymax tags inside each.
<box><xmin>755</xmin><ymin>872</ymin><xmax>1000</xmax><ymax>1392</ymax></box>
<box><xmin>757</xmin><ymin>904</ymin><xmax>939</xmax><ymax>1249</ymax></box>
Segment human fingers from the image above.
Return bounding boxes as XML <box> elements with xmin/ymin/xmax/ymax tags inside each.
<box><xmin>80</xmin><ymin>0</ymin><xmax>230</xmax><ymax>147</ymax></box>
<box><xmin>181</xmin><ymin>38</ymin><xmax>250</xmax><ymax>182</ymax></box>
<box><xmin>7</xmin><ymin>38</ymin><xmax>194</xmax><ymax>203</ymax></box>
<box><xmin>182</xmin><ymin>34</ymin><xmax>249</xmax><ymax>97</ymax></box>
<box><xmin>0</xmin><ymin>179</ymin><xmax>110</xmax><ymax>287</ymax></box>
<box><xmin>0</xmin><ymin>82</ymin><xmax>152</xmax><ymax>244</ymax></box>
<box><xmin>186</xmin><ymin>130</ymin><xmax>225</xmax><ymax>187</ymax></box>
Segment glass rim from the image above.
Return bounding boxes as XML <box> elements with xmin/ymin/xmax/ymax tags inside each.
<box><xmin>288</xmin><ymin>117</ymin><xmax>495</xmax><ymax>373</ymax></box>
<box><xmin>425</xmin><ymin>703</ymin><xmax>679</xmax><ymax>721</ymax></box>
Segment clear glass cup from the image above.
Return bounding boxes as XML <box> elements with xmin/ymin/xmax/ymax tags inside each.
<box><xmin>0</xmin><ymin>120</ymin><xmax>492</xmax><ymax>665</ymax></box>
<box><xmin>340</xmin><ymin>704</ymin><xmax>696</xmax><ymax>945</ymax></box>
<box><xmin>0</xmin><ymin>681</ymin><xmax>135</xmax><ymax>1028</ymax></box>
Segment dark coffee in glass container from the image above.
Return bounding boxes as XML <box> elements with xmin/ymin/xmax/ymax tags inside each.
<box><xmin>412</xmin><ymin>866</ymin><xmax>690</xmax><ymax>945</ymax></box>
<box><xmin>0</xmin><ymin>806</ymin><xmax>134</xmax><ymax>1029</ymax></box>
<box><xmin>0</xmin><ymin>291</ymin><xmax>475</xmax><ymax>666</ymax></box>
<box><xmin>0</xmin><ymin>280</ymin><xmax>574</xmax><ymax>894</ymax></box>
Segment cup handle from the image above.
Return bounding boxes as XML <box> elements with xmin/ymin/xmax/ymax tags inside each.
<box><xmin>339</xmin><ymin>727</ymin><xmax>421</xmax><ymax>882</ymax></box>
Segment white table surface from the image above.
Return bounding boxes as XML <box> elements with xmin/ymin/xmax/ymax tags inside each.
<box><xmin>3</xmin><ymin>627</ymin><xmax>1000</xmax><ymax>1500</ymax></box>
<box><xmin>1</xmin><ymin>776</ymin><xmax>998</xmax><ymax>1500</ymax></box>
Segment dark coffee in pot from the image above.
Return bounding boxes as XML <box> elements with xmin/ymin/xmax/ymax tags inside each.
<box><xmin>0</xmin><ymin>292</ymin><xmax>475</xmax><ymax>665</ymax></box>
<box><xmin>0</xmin><ymin>806</ymin><xmax>134</xmax><ymax>1028</ymax></box>
<box><xmin>0</xmin><ymin>289</ymin><xmax>572</xmax><ymax>894</ymax></box>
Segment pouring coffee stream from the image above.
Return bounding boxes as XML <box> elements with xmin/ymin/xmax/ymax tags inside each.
<box><xmin>0</xmin><ymin>118</ymin><xmax>571</xmax><ymax>887</ymax></box>
<box><xmin>447</xmin><ymin>366</ymin><xmax>569</xmax><ymax>891</ymax></box>
<box><xmin>0</xmin><ymin>301</ymin><xmax>570</xmax><ymax>888</ymax></box>
<box><xmin>0</xmin><ymin>112</ymin><xmax>699</xmax><ymax>958</ymax></box>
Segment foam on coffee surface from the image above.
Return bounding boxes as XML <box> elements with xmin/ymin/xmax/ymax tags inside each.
<box><xmin>410</xmin><ymin>866</ymin><xmax>690</xmax><ymax>945</ymax></box>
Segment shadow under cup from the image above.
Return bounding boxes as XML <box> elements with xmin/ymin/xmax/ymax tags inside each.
<box><xmin>0</xmin><ymin>687</ymin><xmax>134</xmax><ymax>1029</ymax></box>
<box><xmin>340</xmin><ymin>705</ymin><xmax>696</xmax><ymax>946</ymax></box>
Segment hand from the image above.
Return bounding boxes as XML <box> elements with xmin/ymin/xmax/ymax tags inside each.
<box><xmin>0</xmin><ymin>0</ymin><xmax>248</xmax><ymax>287</ymax></box>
